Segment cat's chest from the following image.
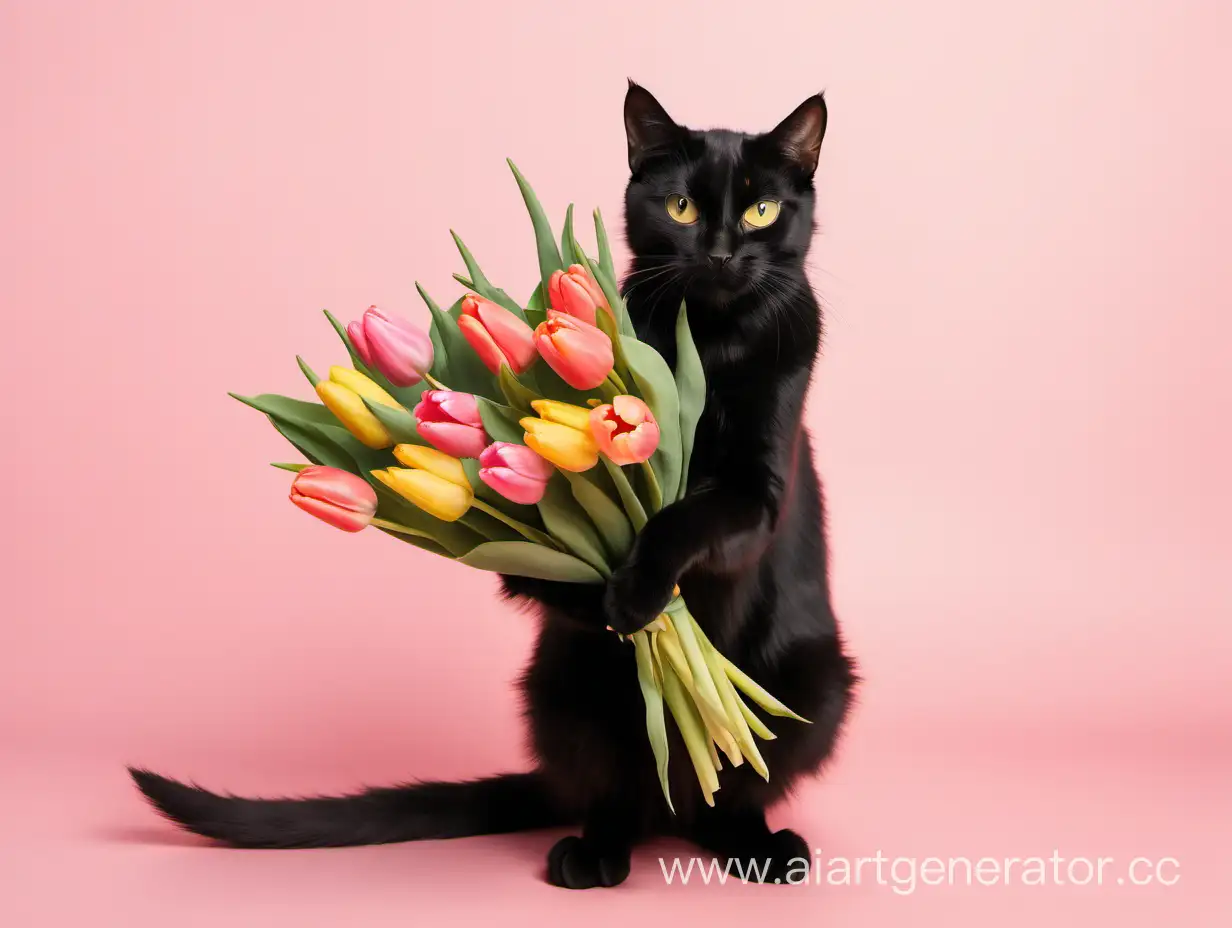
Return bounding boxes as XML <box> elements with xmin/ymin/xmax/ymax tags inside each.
<box><xmin>687</xmin><ymin>375</ymin><xmax>760</xmax><ymax>473</ymax></box>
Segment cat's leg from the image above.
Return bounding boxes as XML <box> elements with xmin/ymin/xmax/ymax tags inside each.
<box><xmin>688</xmin><ymin>805</ymin><xmax>811</xmax><ymax>885</ymax></box>
<box><xmin>546</xmin><ymin>796</ymin><xmax>638</xmax><ymax>889</ymax></box>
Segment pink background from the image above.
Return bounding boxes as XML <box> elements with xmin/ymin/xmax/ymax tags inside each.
<box><xmin>2</xmin><ymin>0</ymin><xmax>1229</xmax><ymax>923</ymax></box>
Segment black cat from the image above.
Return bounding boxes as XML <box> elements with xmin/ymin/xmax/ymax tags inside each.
<box><xmin>131</xmin><ymin>83</ymin><xmax>856</xmax><ymax>890</ymax></box>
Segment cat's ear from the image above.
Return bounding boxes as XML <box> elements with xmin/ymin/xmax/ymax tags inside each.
<box><xmin>624</xmin><ymin>81</ymin><xmax>682</xmax><ymax>172</ymax></box>
<box><xmin>766</xmin><ymin>93</ymin><xmax>828</xmax><ymax>176</ymax></box>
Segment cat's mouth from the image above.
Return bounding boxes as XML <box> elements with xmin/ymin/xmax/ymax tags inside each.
<box><xmin>688</xmin><ymin>266</ymin><xmax>752</xmax><ymax>302</ymax></box>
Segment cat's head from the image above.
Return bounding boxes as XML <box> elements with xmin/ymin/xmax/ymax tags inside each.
<box><xmin>622</xmin><ymin>83</ymin><xmax>826</xmax><ymax>309</ymax></box>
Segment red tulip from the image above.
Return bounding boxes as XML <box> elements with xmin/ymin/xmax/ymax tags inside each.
<box><xmin>289</xmin><ymin>465</ymin><xmax>378</xmax><ymax>532</ymax></box>
<box><xmin>346</xmin><ymin>306</ymin><xmax>433</xmax><ymax>387</ymax></box>
<box><xmin>534</xmin><ymin>310</ymin><xmax>614</xmax><ymax>390</ymax></box>
<box><xmin>413</xmin><ymin>390</ymin><xmax>488</xmax><ymax>458</ymax></box>
<box><xmin>589</xmin><ymin>395</ymin><xmax>660</xmax><ymax>465</ymax></box>
<box><xmin>458</xmin><ymin>294</ymin><xmax>536</xmax><ymax>374</ymax></box>
<box><xmin>548</xmin><ymin>264</ymin><xmax>610</xmax><ymax>327</ymax></box>
<box><xmin>478</xmin><ymin>441</ymin><xmax>554</xmax><ymax>504</ymax></box>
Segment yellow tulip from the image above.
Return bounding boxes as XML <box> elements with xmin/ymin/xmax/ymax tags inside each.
<box><xmin>530</xmin><ymin>399</ymin><xmax>592</xmax><ymax>431</ymax></box>
<box><xmin>316</xmin><ymin>366</ymin><xmax>402</xmax><ymax>449</ymax></box>
<box><xmin>392</xmin><ymin>443</ymin><xmax>469</xmax><ymax>487</ymax></box>
<box><xmin>373</xmin><ymin>444</ymin><xmax>473</xmax><ymax>522</ymax></box>
<box><xmin>520</xmin><ymin>416</ymin><xmax>599</xmax><ymax>472</ymax></box>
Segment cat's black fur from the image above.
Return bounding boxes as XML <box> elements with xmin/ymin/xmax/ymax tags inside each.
<box><xmin>130</xmin><ymin>83</ymin><xmax>855</xmax><ymax>889</ymax></box>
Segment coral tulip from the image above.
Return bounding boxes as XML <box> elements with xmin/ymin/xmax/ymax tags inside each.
<box><xmin>458</xmin><ymin>294</ymin><xmax>537</xmax><ymax>374</ymax></box>
<box><xmin>548</xmin><ymin>264</ymin><xmax>610</xmax><ymax>327</ymax></box>
<box><xmin>413</xmin><ymin>390</ymin><xmax>487</xmax><ymax>458</ymax></box>
<box><xmin>520</xmin><ymin>399</ymin><xmax>599</xmax><ymax>472</ymax></box>
<box><xmin>478</xmin><ymin>442</ymin><xmax>555</xmax><ymax>505</ymax></box>
<box><xmin>346</xmin><ymin>305</ymin><xmax>433</xmax><ymax>387</ymax></box>
<box><xmin>373</xmin><ymin>444</ymin><xmax>473</xmax><ymax>522</ymax></box>
<box><xmin>316</xmin><ymin>366</ymin><xmax>402</xmax><ymax>449</ymax></box>
<box><xmin>589</xmin><ymin>395</ymin><xmax>660</xmax><ymax>465</ymax></box>
<box><xmin>289</xmin><ymin>465</ymin><xmax>378</xmax><ymax>532</ymax></box>
<box><xmin>534</xmin><ymin>310</ymin><xmax>613</xmax><ymax>390</ymax></box>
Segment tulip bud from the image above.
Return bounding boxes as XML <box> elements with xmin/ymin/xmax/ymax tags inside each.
<box><xmin>373</xmin><ymin>445</ymin><xmax>474</xmax><ymax>522</ymax></box>
<box><xmin>520</xmin><ymin>399</ymin><xmax>600</xmax><ymax>473</ymax></box>
<box><xmin>413</xmin><ymin>390</ymin><xmax>488</xmax><ymax>458</ymax></box>
<box><xmin>534</xmin><ymin>310</ymin><xmax>614</xmax><ymax>390</ymax></box>
<box><xmin>458</xmin><ymin>294</ymin><xmax>537</xmax><ymax>375</ymax></box>
<box><xmin>548</xmin><ymin>264</ymin><xmax>610</xmax><ymax>327</ymax></box>
<box><xmin>530</xmin><ymin>398</ymin><xmax>593</xmax><ymax>431</ymax></box>
<box><xmin>289</xmin><ymin>465</ymin><xmax>378</xmax><ymax>532</ymax></box>
<box><xmin>346</xmin><ymin>306</ymin><xmax>434</xmax><ymax>387</ymax></box>
<box><xmin>316</xmin><ymin>366</ymin><xmax>402</xmax><ymax>449</ymax></box>
<box><xmin>478</xmin><ymin>442</ymin><xmax>554</xmax><ymax>504</ymax></box>
<box><xmin>589</xmin><ymin>395</ymin><xmax>661</xmax><ymax>465</ymax></box>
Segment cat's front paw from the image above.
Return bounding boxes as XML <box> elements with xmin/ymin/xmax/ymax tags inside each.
<box><xmin>602</xmin><ymin>563</ymin><xmax>674</xmax><ymax>635</ymax></box>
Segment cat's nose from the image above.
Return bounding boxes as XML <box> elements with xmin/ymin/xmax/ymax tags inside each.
<box><xmin>707</xmin><ymin>253</ymin><xmax>732</xmax><ymax>270</ymax></box>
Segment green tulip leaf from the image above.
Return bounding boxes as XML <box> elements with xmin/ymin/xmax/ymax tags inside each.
<box><xmin>592</xmin><ymin>300</ymin><xmax>635</xmax><ymax>394</ymax></box>
<box><xmin>459</xmin><ymin>509</ymin><xmax>525</xmax><ymax>544</ymax></box>
<box><xmin>417</xmin><ymin>284</ymin><xmax>495</xmax><ymax>395</ymax></box>
<box><xmin>561</xmin><ymin>470</ymin><xmax>634</xmax><ymax>559</ymax></box>
<box><xmin>594</xmin><ymin>208</ymin><xmax>618</xmax><ymax>287</ymax></box>
<box><xmin>537</xmin><ymin>475</ymin><xmax>611</xmax><ymax>576</ymax></box>
<box><xmin>527</xmin><ymin>280</ymin><xmax>547</xmax><ymax>313</ymax></box>
<box><xmin>270</xmin><ymin>462</ymin><xmax>309</xmax><ymax>473</ymax></box>
<box><xmin>507</xmin><ymin>159</ymin><xmax>564</xmax><ymax>293</ymax></box>
<box><xmin>295</xmin><ymin>356</ymin><xmax>321</xmax><ymax>387</ymax></box>
<box><xmin>458</xmin><ymin>541</ymin><xmax>604</xmax><ymax>583</ymax></box>
<box><xmin>451</xmin><ymin>231</ymin><xmax>529</xmax><ymax>322</ymax></box>
<box><xmin>361</xmin><ymin>397</ymin><xmax>427</xmax><ymax>446</ymax></box>
<box><xmin>673</xmin><ymin>302</ymin><xmax>705</xmax><ymax>501</ymax></box>
<box><xmin>268</xmin><ymin>417</ymin><xmax>355</xmax><ymax>471</ymax></box>
<box><xmin>475</xmin><ymin>396</ymin><xmax>527</xmax><ymax>444</ymax></box>
<box><xmin>451</xmin><ymin>230</ymin><xmax>494</xmax><ymax>293</ymax></box>
<box><xmin>322</xmin><ymin>309</ymin><xmax>369</xmax><ymax>371</ymax></box>
<box><xmin>377</xmin><ymin>527</ymin><xmax>455</xmax><ymax>559</ymax></box>
<box><xmin>560</xmin><ymin>203</ymin><xmax>577</xmax><ymax>268</ymax></box>
<box><xmin>498</xmin><ymin>364</ymin><xmax>542</xmax><ymax>414</ymax></box>
<box><xmin>230</xmin><ymin>393</ymin><xmax>338</xmax><ymax>430</ymax></box>
<box><xmin>621</xmin><ymin>338</ymin><xmax>683</xmax><ymax>503</ymax></box>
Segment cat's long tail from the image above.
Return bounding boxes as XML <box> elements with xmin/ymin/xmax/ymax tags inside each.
<box><xmin>128</xmin><ymin>767</ymin><xmax>567</xmax><ymax>848</ymax></box>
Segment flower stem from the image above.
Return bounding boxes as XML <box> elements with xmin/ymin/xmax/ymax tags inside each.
<box><xmin>601</xmin><ymin>457</ymin><xmax>648</xmax><ymax>531</ymax></box>
<box><xmin>639</xmin><ymin>460</ymin><xmax>663</xmax><ymax>513</ymax></box>
<box><xmin>605</xmin><ymin>370</ymin><xmax>630</xmax><ymax>395</ymax></box>
<box><xmin>470</xmin><ymin>499</ymin><xmax>561</xmax><ymax>550</ymax></box>
<box><xmin>424</xmin><ymin>373</ymin><xmax>450</xmax><ymax>391</ymax></box>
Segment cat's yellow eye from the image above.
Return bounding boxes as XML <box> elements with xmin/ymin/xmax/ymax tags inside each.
<box><xmin>665</xmin><ymin>195</ymin><xmax>699</xmax><ymax>225</ymax></box>
<box><xmin>742</xmin><ymin>200</ymin><xmax>781</xmax><ymax>229</ymax></box>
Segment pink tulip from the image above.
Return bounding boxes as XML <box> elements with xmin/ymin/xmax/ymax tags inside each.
<box><xmin>413</xmin><ymin>390</ymin><xmax>488</xmax><ymax>458</ymax></box>
<box><xmin>548</xmin><ymin>264</ymin><xmax>610</xmax><ymax>327</ymax></box>
<box><xmin>534</xmin><ymin>310</ymin><xmax>614</xmax><ymax>390</ymax></box>
<box><xmin>458</xmin><ymin>294</ymin><xmax>537</xmax><ymax>374</ymax></box>
<box><xmin>346</xmin><ymin>306</ymin><xmax>434</xmax><ymax>387</ymax></box>
<box><xmin>289</xmin><ymin>465</ymin><xmax>378</xmax><ymax>532</ymax></box>
<box><xmin>478</xmin><ymin>442</ymin><xmax>555</xmax><ymax>504</ymax></box>
<box><xmin>589</xmin><ymin>395</ymin><xmax>660</xmax><ymax>466</ymax></box>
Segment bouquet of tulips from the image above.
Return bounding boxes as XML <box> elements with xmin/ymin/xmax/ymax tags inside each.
<box><xmin>232</xmin><ymin>162</ymin><xmax>806</xmax><ymax>809</ymax></box>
